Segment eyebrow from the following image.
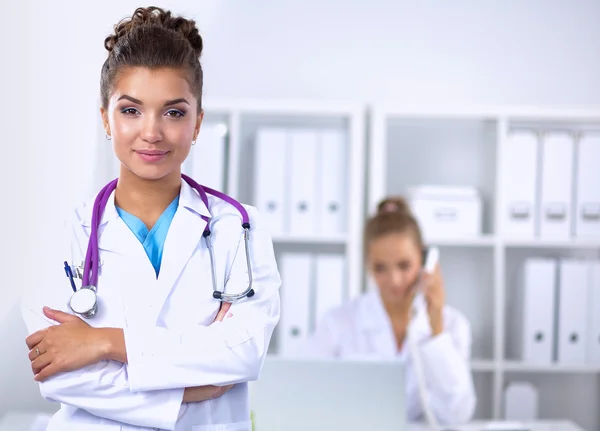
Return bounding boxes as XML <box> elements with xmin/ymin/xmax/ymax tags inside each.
<box><xmin>117</xmin><ymin>95</ymin><xmax>190</xmax><ymax>106</ymax></box>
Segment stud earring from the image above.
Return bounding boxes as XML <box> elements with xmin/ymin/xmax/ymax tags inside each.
<box><xmin>106</xmin><ymin>134</ymin><xmax>112</xmax><ymax>140</ymax></box>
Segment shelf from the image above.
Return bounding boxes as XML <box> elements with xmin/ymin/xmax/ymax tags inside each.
<box><xmin>271</xmin><ymin>234</ymin><xmax>347</xmax><ymax>245</ymax></box>
<box><xmin>471</xmin><ymin>360</ymin><xmax>496</xmax><ymax>371</ymax></box>
<box><xmin>422</xmin><ymin>236</ymin><xmax>600</xmax><ymax>249</ymax></box>
<box><xmin>502</xmin><ymin>361</ymin><xmax>600</xmax><ymax>373</ymax></box>
<box><xmin>204</xmin><ymin>98</ymin><xmax>363</xmax><ymax>117</ymax></box>
<box><xmin>427</xmin><ymin>235</ymin><xmax>497</xmax><ymax>247</ymax></box>
<box><xmin>503</xmin><ymin>238</ymin><xmax>600</xmax><ymax>249</ymax></box>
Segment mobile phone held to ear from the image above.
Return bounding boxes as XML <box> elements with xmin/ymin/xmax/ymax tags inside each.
<box><xmin>422</xmin><ymin>246</ymin><xmax>440</xmax><ymax>275</ymax></box>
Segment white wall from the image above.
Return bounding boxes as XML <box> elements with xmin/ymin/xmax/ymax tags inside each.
<box><xmin>2</xmin><ymin>0</ymin><xmax>599</xmax><ymax>417</ymax></box>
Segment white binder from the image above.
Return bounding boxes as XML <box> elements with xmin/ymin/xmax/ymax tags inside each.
<box><xmin>538</xmin><ymin>132</ymin><xmax>574</xmax><ymax>239</ymax></box>
<box><xmin>279</xmin><ymin>253</ymin><xmax>313</xmax><ymax>357</ymax></box>
<box><xmin>557</xmin><ymin>260</ymin><xmax>589</xmax><ymax>365</ymax></box>
<box><xmin>521</xmin><ymin>258</ymin><xmax>557</xmax><ymax>364</ymax></box>
<box><xmin>575</xmin><ymin>133</ymin><xmax>600</xmax><ymax>237</ymax></box>
<box><xmin>317</xmin><ymin>129</ymin><xmax>347</xmax><ymax>235</ymax></box>
<box><xmin>588</xmin><ymin>262</ymin><xmax>600</xmax><ymax>364</ymax></box>
<box><xmin>183</xmin><ymin>122</ymin><xmax>226</xmax><ymax>191</ymax></box>
<box><xmin>253</xmin><ymin>128</ymin><xmax>288</xmax><ymax>235</ymax></box>
<box><xmin>289</xmin><ymin>129</ymin><xmax>318</xmax><ymax>235</ymax></box>
<box><xmin>314</xmin><ymin>254</ymin><xmax>345</xmax><ymax>328</ymax></box>
<box><xmin>501</xmin><ymin>131</ymin><xmax>539</xmax><ymax>237</ymax></box>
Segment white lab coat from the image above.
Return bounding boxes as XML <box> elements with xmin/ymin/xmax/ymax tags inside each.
<box><xmin>306</xmin><ymin>289</ymin><xmax>476</xmax><ymax>425</ymax></box>
<box><xmin>20</xmin><ymin>179</ymin><xmax>281</xmax><ymax>431</ymax></box>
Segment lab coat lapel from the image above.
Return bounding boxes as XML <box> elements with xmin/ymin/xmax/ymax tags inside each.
<box><xmin>80</xmin><ymin>189</ymin><xmax>142</xmax><ymax>266</ymax></box>
<box><xmin>358</xmin><ymin>289</ymin><xmax>397</xmax><ymax>357</ymax></box>
<box><xmin>151</xmin><ymin>180</ymin><xmax>210</xmax><ymax>320</ymax></box>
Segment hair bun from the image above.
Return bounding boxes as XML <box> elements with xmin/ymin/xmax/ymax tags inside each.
<box><xmin>104</xmin><ymin>7</ymin><xmax>203</xmax><ymax>57</ymax></box>
<box><xmin>376</xmin><ymin>197</ymin><xmax>411</xmax><ymax>216</ymax></box>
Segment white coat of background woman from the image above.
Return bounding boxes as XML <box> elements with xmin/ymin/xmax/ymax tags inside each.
<box><xmin>308</xmin><ymin>197</ymin><xmax>476</xmax><ymax>425</ymax></box>
<box><xmin>20</xmin><ymin>7</ymin><xmax>281</xmax><ymax>431</ymax></box>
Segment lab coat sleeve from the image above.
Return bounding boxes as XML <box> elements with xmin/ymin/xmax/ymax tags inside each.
<box><xmin>19</xmin><ymin>213</ymin><xmax>185</xmax><ymax>431</ymax></box>
<box><xmin>412</xmin><ymin>311</ymin><xmax>476</xmax><ymax>425</ymax></box>
<box><xmin>124</xmin><ymin>206</ymin><xmax>282</xmax><ymax>391</ymax></box>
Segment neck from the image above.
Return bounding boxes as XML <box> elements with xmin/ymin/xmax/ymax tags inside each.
<box><xmin>383</xmin><ymin>299</ymin><xmax>413</xmax><ymax>324</ymax></box>
<box><xmin>381</xmin><ymin>297</ymin><xmax>414</xmax><ymax>352</ymax></box>
<box><xmin>114</xmin><ymin>167</ymin><xmax>181</xmax><ymax>228</ymax></box>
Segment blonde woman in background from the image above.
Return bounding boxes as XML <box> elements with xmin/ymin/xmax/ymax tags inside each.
<box><xmin>308</xmin><ymin>197</ymin><xmax>476</xmax><ymax>425</ymax></box>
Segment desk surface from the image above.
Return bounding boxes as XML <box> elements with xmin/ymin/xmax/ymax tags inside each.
<box><xmin>0</xmin><ymin>412</ymin><xmax>587</xmax><ymax>431</ymax></box>
<box><xmin>407</xmin><ymin>421</ymin><xmax>585</xmax><ymax>431</ymax></box>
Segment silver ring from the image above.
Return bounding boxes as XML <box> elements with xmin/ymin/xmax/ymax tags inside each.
<box><xmin>35</xmin><ymin>347</ymin><xmax>40</xmax><ymax>357</ymax></box>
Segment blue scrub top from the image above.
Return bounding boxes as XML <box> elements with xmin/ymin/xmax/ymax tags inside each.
<box><xmin>116</xmin><ymin>195</ymin><xmax>180</xmax><ymax>277</ymax></box>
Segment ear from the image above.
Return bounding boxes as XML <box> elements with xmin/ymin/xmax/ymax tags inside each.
<box><xmin>100</xmin><ymin>106</ymin><xmax>111</xmax><ymax>137</ymax></box>
<box><xmin>193</xmin><ymin>109</ymin><xmax>204</xmax><ymax>142</ymax></box>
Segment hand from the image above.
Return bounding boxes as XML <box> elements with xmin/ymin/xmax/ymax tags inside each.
<box><xmin>183</xmin><ymin>384</ymin><xmax>234</xmax><ymax>402</ymax></box>
<box><xmin>421</xmin><ymin>263</ymin><xmax>445</xmax><ymax>336</ymax></box>
<box><xmin>26</xmin><ymin>307</ymin><xmax>109</xmax><ymax>382</ymax></box>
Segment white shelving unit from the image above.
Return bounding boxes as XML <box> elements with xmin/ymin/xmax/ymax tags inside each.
<box><xmin>368</xmin><ymin>104</ymin><xmax>600</xmax><ymax>431</ymax></box>
<box><xmin>203</xmin><ymin>98</ymin><xmax>366</xmax><ymax>352</ymax></box>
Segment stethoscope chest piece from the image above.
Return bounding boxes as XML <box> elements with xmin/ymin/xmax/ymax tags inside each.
<box><xmin>69</xmin><ymin>285</ymin><xmax>98</xmax><ymax>319</ymax></box>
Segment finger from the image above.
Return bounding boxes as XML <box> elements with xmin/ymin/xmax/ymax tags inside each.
<box><xmin>194</xmin><ymin>385</ymin><xmax>219</xmax><ymax>401</ymax></box>
<box><xmin>35</xmin><ymin>363</ymin><xmax>60</xmax><ymax>382</ymax></box>
<box><xmin>31</xmin><ymin>354</ymin><xmax>52</xmax><ymax>375</ymax></box>
<box><xmin>211</xmin><ymin>388</ymin><xmax>224</xmax><ymax>398</ymax></box>
<box><xmin>211</xmin><ymin>384</ymin><xmax>233</xmax><ymax>399</ymax></box>
<box><xmin>43</xmin><ymin>307</ymin><xmax>78</xmax><ymax>324</ymax></box>
<box><xmin>26</xmin><ymin>331</ymin><xmax>46</xmax><ymax>350</ymax></box>
<box><xmin>214</xmin><ymin>302</ymin><xmax>232</xmax><ymax>323</ymax></box>
<box><xmin>28</xmin><ymin>344</ymin><xmax>46</xmax><ymax>362</ymax></box>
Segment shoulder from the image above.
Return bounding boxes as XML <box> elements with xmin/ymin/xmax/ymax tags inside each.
<box><xmin>442</xmin><ymin>304</ymin><xmax>471</xmax><ymax>335</ymax></box>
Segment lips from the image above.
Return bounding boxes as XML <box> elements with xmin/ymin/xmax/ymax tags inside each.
<box><xmin>136</xmin><ymin>149</ymin><xmax>168</xmax><ymax>156</ymax></box>
<box><xmin>135</xmin><ymin>149</ymin><xmax>169</xmax><ymax>162</ymax></box>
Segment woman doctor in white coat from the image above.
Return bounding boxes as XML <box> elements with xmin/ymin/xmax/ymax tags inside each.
<box><xmin>21</xmin><ymin>7</ymin><xmax>280</xmax><ymax>431</ymax></box>
<box><xmin>308</xmin><ymin>197</ymin><xmax>476</xmax><ymax>425</ymax></box>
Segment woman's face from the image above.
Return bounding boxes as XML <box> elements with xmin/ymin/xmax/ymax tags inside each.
<box><xmin>366</xmin><ymin>233</ymin><xmax>423</xmax><ymax>306</ymax></box>
<box><xmin>101</xmin><ymin>66</ymin><xmax>203</xmax><ymax>181</ymax></box>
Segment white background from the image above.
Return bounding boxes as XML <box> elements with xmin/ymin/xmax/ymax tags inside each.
<box><xmin>1</xmin><ymin>0</ymin><xmax>600</xmax><ymax>417</ymax></box>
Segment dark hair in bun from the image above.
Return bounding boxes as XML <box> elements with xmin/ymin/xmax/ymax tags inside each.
<box><xmin>100</xmin><ymin>7</ymin><xmax>204</xmax><ymax>110</ymax></box>
<box><xmin>376</xmin><ymin>197</ymin><xmax>412</xmax><ymax>216</ymax></box>
<box><xmin>364</xmin><ymin>196</ymin><xmax>424</xmax><ymax>254</ymax></box>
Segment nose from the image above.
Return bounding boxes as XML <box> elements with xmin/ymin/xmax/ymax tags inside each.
<box><xmin>140</xmin><ymin>114</ymin><xmax>163</xmax><ymax>144</ymax></box>
<box><xmin>390</xmin><ymin>269</ymin><xmax>406</xmax><ymax>288</ymax></box>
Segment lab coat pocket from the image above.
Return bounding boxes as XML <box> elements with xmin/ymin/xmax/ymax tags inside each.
<box><xmin>191</xmin><ymin>420</ymin><xmax>252</xmax><ymax>431</ymax></box>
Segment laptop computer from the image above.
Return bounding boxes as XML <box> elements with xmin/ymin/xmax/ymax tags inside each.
<box><xmin>249</xmin><ymin>356</ymin><xmax>407</xmax><ymax>431</ymax></box>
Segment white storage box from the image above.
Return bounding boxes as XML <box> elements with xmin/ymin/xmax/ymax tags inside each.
<box><xmin>407</xmin><ymin>185</ymin><xmax>482</xmax><ymax>240</ymax></box>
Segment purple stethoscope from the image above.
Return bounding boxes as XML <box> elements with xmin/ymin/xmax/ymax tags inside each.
<box><xmin>66</xmin><ymin>174</ymin><xmax>255</xmax><ymax>319</ymax></box>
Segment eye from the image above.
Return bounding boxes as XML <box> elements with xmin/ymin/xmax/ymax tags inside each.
<box><xmin>165</xmin><ymin>109</ymin><xmax>185</xmax><ymax>118</ymax></box>
<box><xmin>398</xmin><ymin>261</ymin><xmax>411</xmax><ymax>271</ymax></box>
<box><xmin>374</xmin><ymin>264</ymin><xmax>386</xmax><ymax>273</ymax></box>
<box><xmin>120</xmin><ymin>107</ymin><xmax>139</xmax><ymax>116</ymax></box>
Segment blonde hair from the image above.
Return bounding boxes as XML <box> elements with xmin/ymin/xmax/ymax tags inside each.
<box><xmin>364</xmin><ymin>196</ymin><xmax>424</xmax><ymax>255</ymax></box>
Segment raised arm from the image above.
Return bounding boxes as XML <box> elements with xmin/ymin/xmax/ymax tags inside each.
<box><xmin>409</xmin><ymin>313</ymin><xmax>476</xmax><ymax>425</ymax></box>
